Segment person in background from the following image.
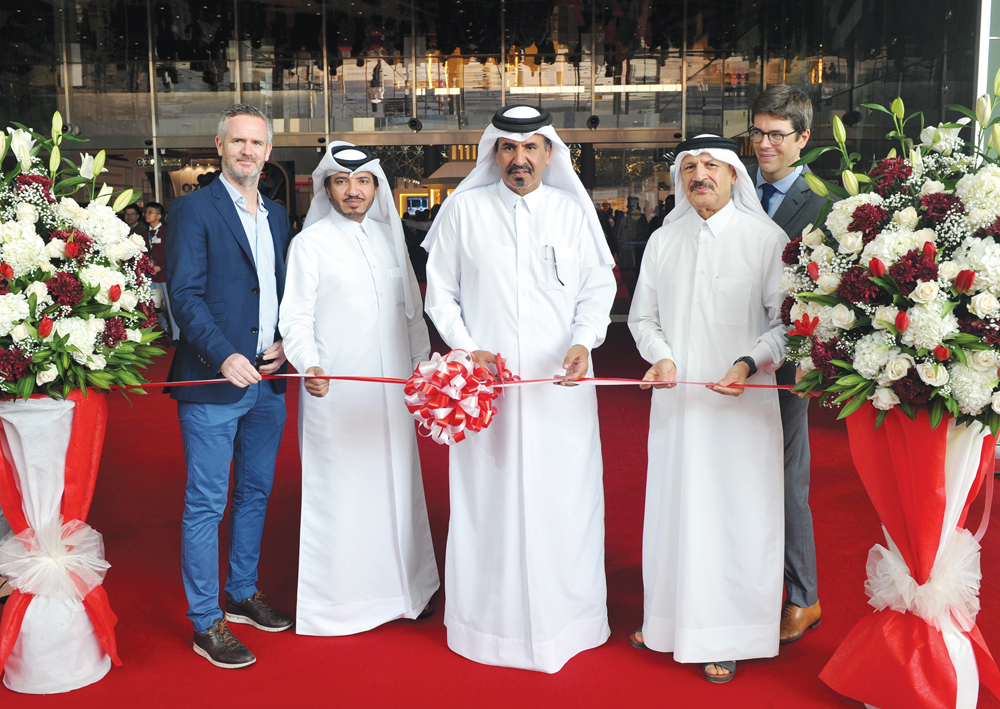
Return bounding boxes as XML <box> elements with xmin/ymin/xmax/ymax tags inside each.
<box><xmin>120</xmin><ymin>204</ymin><xmax>144</xmax><ymax>234</ymax></box>
<box><xmin>143</xmin><ymin>202</ymin><xmax>179</xmax><ymax>342</ymax></box>
<box><xmin>614</xmin><ymin>195</ymin><xmax>650</xmax><ymax>297</ymax></box>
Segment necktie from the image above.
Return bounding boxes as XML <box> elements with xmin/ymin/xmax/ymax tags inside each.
<box><xmin>760</xmin><ymin>183</ymin><xmax>777</xmax><ymax>214</ymax></box>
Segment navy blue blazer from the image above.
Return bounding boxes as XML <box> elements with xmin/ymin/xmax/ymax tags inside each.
<box><xmin>164</xmin><ymin>175</ymin><xmax>291</xmax><ymax>404</ymax></box>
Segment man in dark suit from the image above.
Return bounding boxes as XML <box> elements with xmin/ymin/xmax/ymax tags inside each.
<box><xmin>750</xmin><ymin>85</ymin><xmax>827</xmax><ymax>644</ymax></box>
<box><xmin>166</xmin><ymin>103</ymin><xmax>293</xmax><ymax>669</ymax></box>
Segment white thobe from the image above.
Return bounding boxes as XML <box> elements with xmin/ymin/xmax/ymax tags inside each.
<box><xmin>425</xmin><ymin>181</ymin><xmax>617</xmax><ymax>673</ymax></box>
<box><xmin>627</xmin><ymin>200</ymin><xmax>788</xmax><ymax>663</ymax></box>
<box><xmin>279</xmin><ymin>209</ymin><xmax>439</xmax><ymax>636</ymax></box>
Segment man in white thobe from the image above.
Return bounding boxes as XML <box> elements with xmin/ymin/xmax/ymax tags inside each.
<box><xmin>279</xmin><ymin>143</ymin><xmax>439</xmax><ymax>636</ymax></box>
<box><xmin>422</xmin><ymin>105</ymin><xmax>617</xmax><ymax>673</ymax></box>
<box><xmin>628</xmin><ymin>135</ymin><xmax>788</xmax><ymax>682</ymax></box>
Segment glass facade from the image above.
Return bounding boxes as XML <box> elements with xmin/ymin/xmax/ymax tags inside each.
<box><xmin>6</xmin><ymin>0</ymin><xmax>983</xmax><ymax>211</ymax></box>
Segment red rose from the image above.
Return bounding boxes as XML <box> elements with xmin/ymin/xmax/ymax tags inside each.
<box><xmin>0</xmin><ymin>264</ymin><xmax>13</xmax><ymax>281</ymax></box>
<box><xmin>806</xmin><ymin>262</ymin><xmax>820</xmax><ymax>280</ymax></box>
<box><xmin>38</xmin><ymin>314</ymin><xmax>53</xmax><ymax>338</ymax></box>
<box><xmin>108</xmin><ymin>284</ymin><xmax>122</xmax><ymax>302</ymax></box>
<box><xmin>895</xmin><ymin>311</ymin><xmax>910</xmax><ymax>332</ymax></box>
<box><xmin>64</xmin><ymin>240</ymin><xmax>79</xmax><ymax>258</ymax></box>
<box><xmin>868</xmin><ymin>257</ymin><xmax>886</xmax><ymax>278</ymax></box>
<box><xmin>922</xmin><ymin>241</ymin><xmax>937</xmax><ymax>260</ymax></box>
<box><xmin>955</xmin><ymin>269</ymin><xmax>976</xmax><ymax>293</ymax></box>
<box><xmin>934</xmin><ymin>345</ymin><xmax>951</xmax><ymax>361</ymax></box>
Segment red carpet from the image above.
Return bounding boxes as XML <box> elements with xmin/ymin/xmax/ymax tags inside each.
<box><xmin>6</xmin><ymin>322</ymin><xmax>1000</xmax><ymax>707</ymax></box>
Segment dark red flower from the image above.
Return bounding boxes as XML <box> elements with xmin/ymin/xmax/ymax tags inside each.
<box><xmin>921</xmin><ymin>193</ymin><xmax>965</xmax><ymax>226</ymax></box>
<box><xmin>894</xmin><ymin>368</ymin><xmax>935</xmax><ymax>405</ymax></box>
<box><xmin>101</xmin><ymin>317</ymin><xmax>127</xmax><ymax>348</ymax></box>
<box><xmin>129</xmin><ymin>254</ymin><xmax>156</xmax><ymax>285</ymax></box>
<box><xmin>806</xmin><ymin>262</ymin><xmax>820</xmax><ymax>280</ymax></box>
<box><xmin>895</xmin><ymin>311</ymin><xmax>910</xmax><ymax>332</ymax></box>
<box><xmin>934</xmin><ymin>345</ymin><xmax>951</xmax><ymax>361</ymax></box>
<box><xmin>108</xmin><ymin>284</ymin><xmax>122</xmax><ymax>302</ymax></box>
<box><xmin>848</xmin><ymin>203</ymin><xmax>890</xmax><ymax>245</ymax></box>
<box><xmin>780</xmin><ymin>296</ymin><xmax>795</xmax><ymax>326</ymax></box>
<box><xmin>869</xmin><ymin>257</ymin><xmax>887</xmax><ymax>278</ymax></box>
<box><xmin>782</xmin><ymin>236</ymin><xmax>803</xmax><ymax>266</ymax></box>
<box><xmin>810</xmin><ymin>337</ymin><xmax>851</xmax><ymax>380</ymax></box>
<box><xmin>37</xmin><ymin>314</ymin><xmax>53</xmax><ymax>338</ymax></box>
<box><xmin>955</xmin><ymin>269</ymin><xmax>976</xmax><ymax>293</ymax></box>
<box><xmin>13</xmin><ymin>175</ymin><xmax>56</xmax><ymax>203</ymax></box>
<box><xmin>137</xmin><ymin>299</ymin><xmax>156</xmax><ymax>329</ymax></box>
<box><xmin>869</xmin><ymin>157</ymin><xmax>914</xmax><ymax>197</ymax></box>
<box><xmin>975</xmin><ymin>215</ymin><xmax>1000</xmax><ymax>240</ymax></box>
<box><xmin>0</xmin><ymin>348</ymin><xmax>32</xmax><ymax>382</ymax></box>
<box><xmin>45</xmin><ymin>271</ymin><xmax>83</xmax><ymax>307</ymax></box>
<box><xmin>887</xmin><ymin>248</ymin><xmax>938</xmax><ymax>296</ymax></box>
<box><xmin>837</xmin><ymin>265</ymin><xmax>891</xmax><ymax>306</ymax></box>
<box><xmin>958</xmin><ymin>315</ymin><xmax>1000</xmax><ymax>348</ymax></box>
<box><xmin>49</xmin><ymin>229</ymin><xmax>93</xmax><ymax>263</ymax></box>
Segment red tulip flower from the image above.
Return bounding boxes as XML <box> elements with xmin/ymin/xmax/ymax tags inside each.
<box><xmin>922</xmin><ymin>241</ymin><xmax>937</xmax><ymax>260</ymax></box>
<box><xmin>0</xmin><ymin>264</ymin><xmax>13</xmax><ymax>281</ymax></box>
<box><xmin>895</xmin><ymin>310</ymin><xmax>910</xmax><ymax>333</ymax></box>
<box><xmin>934</xmin><ymin>345</ymin><xmax>951</xmax><ymax>362</ymax></box>
<box><xmin>38</xmin><ymin>314</ymin><xmax>53</xmax><ymax>338</ymax></box>
<box><xmin>868</xmin><ymin>257</ymin><xmax>886</xmax><ymax>278</ymax></box>
<box><xmin>108</xmin><ymin>285</ymin><xmax>122</xmax><ymax>302</ymax></box>
<box><xmin>956</xmin><ymin>269</ymin><xmax>976</xmax><ymax>293</ymax></box>
<box><xmin>64</xmin><ymin>240</ymin><xmax>79</xmax><ymax>258</ymax></box>
<box><xmin>806</xmin><ymin>262</ymin><xmax>820</xmax><ymax>280</ymax></box>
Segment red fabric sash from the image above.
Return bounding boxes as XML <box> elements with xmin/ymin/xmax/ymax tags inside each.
<box><xmin>0</xmin><ymin>391</ymin><xmax>120</xmax><ymax>675</ymax></box>
<box><xmin>820</xmin><ymin>406</ymin><xmax>1000</xmax><ymax>707</ymax></box>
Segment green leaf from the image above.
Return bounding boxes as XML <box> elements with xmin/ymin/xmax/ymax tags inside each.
<box><xmin>793</xmin><ymin>146</ymin><xmax>840</xmax><ymax>166</ymax></box>
<box><xmin>929</xmin><ymin>398</ymin><xmax>945</xmax><ymax>429</ymax></box>
<box><xmin>946</xmin><ymin>104</ymin><xmax>980</xmax><ymax>122</ymax></box>
<box><xmin>875</xmin><ymin>408</ymin><xmax>888</xmax><ymax>429</ymax></box>
<box><xmin>811</xmin><ymin>200</ymin><xmax>833</xmax><ymax>231</ymax></box>
<box><xmin>829</xmin><ymin>359</ymin><xmax>856</xmax><ymax>372</ymax></box>
<box><xmin>15</xmin><ymin>374</ymin><xmax>33</xmax><ymax>401</ymax></box>
<box><xmin>796</xmin><ymin>292</ymin><xmax>843</xmax><ymax>307</ymax></box>
<box><xmin>862</xmin><ymin>103</ymin><xmax>893</xmax><ymax>115</ymax></box>
<box><xmin>942</xmin><ymin>299</ymin><xmax>959</xmax><ymax>317</ymax></box>
<box><xmin>871</xmin><ymin>276</ymin><xmax>900</xmax><ymax>294</ymax></box>
<box><xmin>899</xmin><ymin>402</ymin><xmax>917</xmax><ymax>420</ymax></box>
<box><xmin>838</xmin><ymin>393</ymin><xmax>871</xmax><ymax>419</ymax></box>
<box><xmin>53</xmin><ymin>175</ymin><xmax>91</xmax><ymax>192</ymax></box>
<box><xmin>953</xmin><ymin>347</ymin><xmax>968</xmax><ymax>366</ymax></box>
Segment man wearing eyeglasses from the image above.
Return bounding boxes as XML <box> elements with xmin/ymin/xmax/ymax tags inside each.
<box><xmin>750</xmin><ymin>84</ymin><xmax>825</xmax><ymax>645</ymax></box>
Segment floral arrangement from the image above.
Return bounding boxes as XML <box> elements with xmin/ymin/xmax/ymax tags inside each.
<box><xmin>0</xmin><ymin>112</ymin><xmax>163</xmax><ymax>399</ymax></box>
<box><xmin>787</xmin><ymin>81</ymin><xmax>1000</xmax><ymax>433</ymax></box>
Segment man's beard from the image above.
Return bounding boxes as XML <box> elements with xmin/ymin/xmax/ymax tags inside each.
<box><xmin>222</xmin><ymin>155</ymin><xmax>263</xmax><ymax>187</ymax></box>
<box><xmin>330</xmin><ymin>195</ymin><xmax>373</xmax><ymax>222</ymax></box>
<box><xmin>507</xmin><ymin>162</ymin><xmax>532</xmax><ymax>188</ymax></box>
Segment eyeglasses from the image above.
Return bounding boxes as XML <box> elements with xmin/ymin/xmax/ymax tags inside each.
<box><xmin>749</xmin><ymin>128</ymin><xmax>799</xmax><ymax>145</ymax></box>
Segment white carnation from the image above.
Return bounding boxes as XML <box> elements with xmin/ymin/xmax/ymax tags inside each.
<box><xmin>953</xmin><ymin>236</ymin><xmax>1000</xmax><ymax>294</ymax></box>
<box><xmin>826</xmin><ymin>193</ymin><xmax>885</xmax><ymax>239</ymax></box>
<box><xmin>0</xmin><ymin>293</ymin><xmax>29</xmax><ymax>337</ymax></box>
<box><xmin>860</xmin><ymin>226</ymin><xmax>921</xmax><ymax>269</ymax></box>
<box><xmin>48</xmin><ymin>316</ymin><xmax>98</xmax><ymax>364</ymax></box>
<box><xmin>900</xmin><ymin>300</ymin><xmax>960</xmax><ymax>350</ymax></box>
<box><xmin>853</xmin><ymin>332</ymin><xmax>895</xmax><ymax>381</ymax></box>
<box><xmin>956</xmin><ymin>164</ymin><xmax>1000</xmax><ymax>218</ymax></box>
<box><xmin>799</xmin><ymin>356</ymin><xmax>816</xmax><ymax>373</ymax></box>
<box><xmin>78</xmin><ymin>265</ymin><xmax>128</xmax><ymax>310</ymax></box>
<box><xmin>949</xmin><ymin>360</ymin><xmax>999</xmax><ymax>415</ymax></box>
<box><xmin>0</xmin><ymin>222</ymin><xmax>50</xmax><ymax>277</ymax></box>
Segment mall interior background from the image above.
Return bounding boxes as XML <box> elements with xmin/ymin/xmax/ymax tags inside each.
<box><xmin>1</xmin><ymin>0</ymin><xmax>987</xmax><ymax>233</ymax></box>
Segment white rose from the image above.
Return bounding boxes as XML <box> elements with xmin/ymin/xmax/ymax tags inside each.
<box><xmin>811</xmin><ymin>244</ymin><xmax>836</xmax><ymax>263</ymax></box>
<box><xmin>917</xmin><ymin>362</ymin><xmax>950</xmax><ymax>387</ymax></box>
<box><xmin>24</xmin><ymin>281</ymin><xmax>48</xmax><ymax>304</ymax></box>
<box><xmin>57</xmin><ymin>197</ymin><xmax>89</xmax><ymax>223</ymax></box>
<box><xmin>118</xmin><ymin>290</ymin><xmax>139</xmax><ymax>312</ymax></box>
<box><xmin>10</xmin><ymin>324</ymin><xmax>28</xmax><ymax>342</ymax></box>
<box><xmin>789</xmin><ymin>301</ymin><xmax>806</xmax><ymax>322</ymax></box>
<box><xmin>939</xmin><ymin>261</ymin><xmax>960</xmax><ymax>281</ymax></box>
<box><xmin>799</xmin><ymin>357</ymin><xmax>816</xmax><ymax>374</ymax></box>
<box><xmin>869</xmin><ymin>387</ymin><xmax>901</xmax><ymax>410</ymax></box>
<box><xmin>838</xmin><ymin>232</ymin><xmax>864</xmax><ymax>255</ymax></box>
<box><xmin>872</xmin><ymin>304</ymin><xmax>899</xmax><ymax>330</ymax></box>
<box><xmin>970</xmin><ymin>349</ymin><xmax>1000</xmax><ymax>372</ymax></box>
<box><xmin>993</xmin><ymin>391</ymin><xmax>1000</xmax><ymax>414</ymax></box>
<box><xmin>126</xmin><ymin>328</ymin><xmax>142</xmax><ymax>343</ymax></box>
<box><xmin>86</xmin><ymin>354</ymin><xmax>107</xmax><ymax>371</ymax></box>
<box><xmin>130</xmin><ymin>234</ymin><xmax>148</xmax><ymax>251</ymax></box>
<box><xmin>920</xmin><ymin>180</ymin><xmax>945</xmax><ymax>196</ymax></box>
<box><xmin>910</xmin><ymin>280</ymin><xmax>940</xmax><ymax>304</ymax></box>
<box><xmin>15</xmin><ymin>203</ymin><xmax>38</xmax><ymax>224</ymax></box>
<box><xmin>87</xmin><ymin>318</ymin><xmax>106</xmax><ymax>333</ymax></box>
<box><xmin>35</xmin><ymin>365</ymin><xmax>57</xmax><ymax>385</ymax></box>
<box><xmin>969</xmin><ymin>292</ymin><xmax>1000</xmax><ymax>318</ymax></box>
<box><xmin>915</xmin><ymin>228</ymin><xmax>937</xmax><ymax>244</ymax></box>
<box><xmin>830</xmin><ymin>303</ymin><xmax>857</xmax><ymax>329</ymax></box>
<box><xmin>894</xmin><ymin>207</ymin><xmax>919</xmax><ymax>229</ymax></box>
<box><xmin>816</xmin><ymin>273</ymin><xmax>842</xmax><ymax>295</ymax></box>
<box><xmin>45</xmin><ymin>239</ymin><xmax>66</xmax><ymax>259</ymax></box>
<box><xmin>801</xmin><ymin>226</ymin><xmax>825</xmax><ymax>246</ymax></box>
<box><xmin>885</xmin><ymin>353</ymin><xmax>915</xmax><ymax>381</ymax></box>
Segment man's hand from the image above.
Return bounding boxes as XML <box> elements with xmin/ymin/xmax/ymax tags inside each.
<box><xmin>709</xmin><ymin>361</ymin><xmax>749</xmax><ymax>397</ymax></box>
<box><xmin>258</xmin><ymin>340</ymin><xmax>286</xmax><ymax>375</ymax></box>
<box><xmin>153</xmin><ymin>265</ymin><xmax>162</xmax><ymax>274</ymax></box>
<box><xmin>640</xmin><ymin>359</ymin><xmax>677</xmax><ymax>390</ymax></box>
<box><xmin>555</xmin><ymin>344</ymin><xmax>589</xmax><ymax>386</ymax></box>
<box><xmin>304</xmin><ymin>366</ymin><xmax>329</xmax><ymax>398</ymax></box>
<box><xmin>472</xmin><ymin>350</ymin><xmax>498</xmax><ymax>369</ymax></box>
<box><xmin>221</xmin><ymin>353</ymin><xmax>262</xmax><ymax>388</ymax></box>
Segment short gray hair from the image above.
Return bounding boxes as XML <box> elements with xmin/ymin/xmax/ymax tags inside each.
<box><xmin>751</xmin><ymin>85</ymin><xmax>813</xmax><ymax>133</ymax></box>
<box><xmin>217</xmin><ymin>103</ymin><xmax>273</xmax><ymax>145</ymax></box>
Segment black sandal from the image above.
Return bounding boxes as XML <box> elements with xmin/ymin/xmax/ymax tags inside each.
<box><xmin>703</xmin><ymin>661</ymin><xmax>736</xmax><ymax>683</ymax></box>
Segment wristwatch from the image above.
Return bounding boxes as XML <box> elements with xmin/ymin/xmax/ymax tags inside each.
<box><xmin>734</xmin><ymin>356</ymin><xmax>757</xmax><ymax>377</ymax></box>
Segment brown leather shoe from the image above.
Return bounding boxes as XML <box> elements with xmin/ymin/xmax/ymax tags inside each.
<box><xmin>193</xmin><ymin>619</ymin><xmax>256</xmax><ymax>669</ymax></box>
<box><xmin>225</xmin><ymin>591</ymin><xmax>294</xmax><ymax>632</ymax></box>
<box><xmin>780</xmin><ymin>600</ymin><xmax>821</xmax><ymax>644</ymax></box>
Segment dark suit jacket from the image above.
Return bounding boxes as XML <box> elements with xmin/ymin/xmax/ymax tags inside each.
<box><xmin>752</xmin><ymin>165</ymin><xmax>829</xmax><ymax>241</ymax></box>
<box><xmin>165</xmin><ymin>176</ymin><xmax>291</xmax><ymax>403</ymax></box>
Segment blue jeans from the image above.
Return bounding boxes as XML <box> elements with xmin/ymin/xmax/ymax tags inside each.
<box><xmin>178</xmin><ymin>382</ymin><xmax>286</xmax><ymax>633</ymax></box>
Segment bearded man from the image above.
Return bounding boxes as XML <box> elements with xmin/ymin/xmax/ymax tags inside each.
<box><xmin>627</xmin><ymin>135</ymin><xmax>788</xmax><ymax>683</ymax></box>
<box><xmin>422</xmin><ymin>105</ymin><xmax>617</xmax><ymax>673</ymax></box>
<box><xmin>279</xmin><ymin>143</ymin><xmax>439</xmax><ymax>636</ymax></box>
<box><xmin>166</xmin><ymin>103</ymin><xmax>293</xmax><ymax>669</ymax></box>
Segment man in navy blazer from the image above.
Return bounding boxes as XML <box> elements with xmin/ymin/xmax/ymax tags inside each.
<box><xmin>166</xmin><ymin>103</ymin><xmax>293</xmax><ymax>669</ymax></box>
<box><xmin>750</xmin><ymin>85</ymin><xmax>827</xmax><ymax>645</ymax></box>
